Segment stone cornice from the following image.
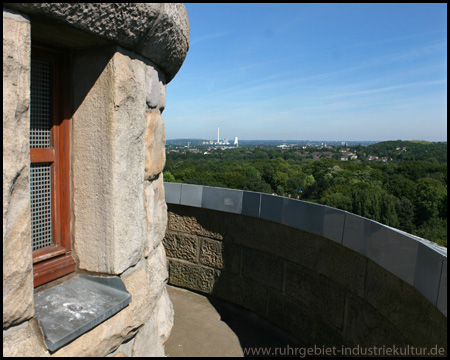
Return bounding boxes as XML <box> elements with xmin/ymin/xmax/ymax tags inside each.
<box><xmin>4</xmin><ymin>3</ymin><xmax>189</xmax><ymax>83</ymax></box>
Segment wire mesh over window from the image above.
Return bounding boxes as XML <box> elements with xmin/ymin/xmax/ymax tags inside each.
<box><xmin>30</xmin><ymin>59</ymin><xmax>52</xmax><ymax>148</ymax></box>
<box><xmin>31</xmin><ymin>164</ymin><xmax>54</xmax><ymax>250</ymax></box>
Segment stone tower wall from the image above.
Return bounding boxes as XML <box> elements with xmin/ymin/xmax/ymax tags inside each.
<box><xmin>3</xmin><ymin>4</ymin><xmax>189</xmax><ymax>356</ymax></box>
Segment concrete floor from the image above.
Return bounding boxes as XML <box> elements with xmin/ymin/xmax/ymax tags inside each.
<box><xmin>165</xmin><ymin>285</ymin><xmax>300</xmax><ymax>357</ymax></box>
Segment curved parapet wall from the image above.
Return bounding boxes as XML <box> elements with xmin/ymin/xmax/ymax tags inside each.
<box><xmin>163</xmin><ymin>182</ymin><xmax>447</xmax><ymax>349</ymax></box>
<box><xmin>4</xmin><ymin>3</ymin><xmax>189</xmax><ymax>83</ymax></box>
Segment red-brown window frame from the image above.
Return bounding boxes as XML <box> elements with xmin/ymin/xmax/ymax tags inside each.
<box><xmin>31</xmin><ymin>45</ymin><xmax>75</xmax><ymax>287</ymax></box>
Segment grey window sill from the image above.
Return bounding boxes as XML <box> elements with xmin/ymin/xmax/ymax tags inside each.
<box><xmin>34</xmin><ymin>275</ymin><xmax>131</xmax><ymax>352</ymax></box>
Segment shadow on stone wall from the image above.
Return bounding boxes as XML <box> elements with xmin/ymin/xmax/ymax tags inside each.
<box><xmin>164</xmin><ymin>204</ymin><xmax>447</xmax><ymax>352</ymax></box>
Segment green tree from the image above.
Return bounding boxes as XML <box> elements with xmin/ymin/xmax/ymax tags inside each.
<box><xmin>395</xmin><ymin>197</ymin><xmax>415</xmax><ymax>233</ymax></box>
<box><xmin>163</xmin><ymin>171</ymin><xmax>176</xmax><ymax>182</ymax></box>
<box><xmin>414</xmin><ymin>218</ymin><xmax>447</xmax><ymax>247</ymax></box>
<box><xmin>414</xmin><ymin>178</ymin><xmax>447</xmax><ymax>226</ymax></box>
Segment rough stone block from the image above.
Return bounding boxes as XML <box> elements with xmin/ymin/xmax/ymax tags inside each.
<box><xmin>212</xmin><ymin>272</ymin><xmax>268</xmax><ymax>317</ymax></box>
<box><xmin>2</xmin><ymin>320</ymin><xmax>48</xmax><ymax>357</ymax></box>
<box><xmin>107</xmin><ymin>337</ymin><xmax>135</xmax><ymax>357</ymax></box>
<box><xmin>224</xmin><ymin>244</ymin><xmax>242</xmax><ymax>275</ymax></box>
<box><xmin>144</xmin><ymin>175</ymin><xmax>168</xmax><ymax>256</ymax></box>
<box><xmin>159</xmin><ymin>83</ymin><xmax>166</xmax><ymax>113</ymax></box>
<box><xmin>364</xmin><ymin>260</ymin><xmax>447</xmax><ymax>348</ymax></box>
<box><xmin>266</xmin><ymin>290</ymin><xmax>345</xmax><ymax>347</ymax></box>
<box><xmin>3</xmin><ymin>9</ymin><xmax>34</xmax><ymax>328</ymax></box>
<box><xmin>284</xmin><ymin>261</ymin><xmax>346</xmax><ymax>329</ymax></box>
<box><xmin>145</xmin><ymin>111</ymin><xmax>166</xmax><ymax>180</ymax></box>
<box><xmin>230</xmin><ymin>215</ymin><xmax>320</xmax><ymax>271</ymax></box>
<box><xmin>132</xmin><ymin>286</ymin><xmax>173</xmax><ymax>357</ymax></box>
<box><xmin>266</xmin><ymin>290</ymin><xmax>315</xmax><ymax>346</ymax></box>
<box><xmin>168</xmin><ymin>206</ymin><xmax>226</xmax><ymax>240</ymax></box>
<box><xmin>241</xmin><ymin>248</ymin><xmax>284</xmax><ymax>290</ymax></box>
<box><xmin>316</xmin><ymin>238</ymin><xmax>367</xmax><ymax>298</ymax></box>
<box><xmin>164</xmin><ymin>231</ymin><xmax>199</xmax><ymax>263</ymax></box>
<box><xmin>72</xmin><ymin>48</ymin><xmax>147</xmax><ymax>274</ymax></box>
<box><xmin>145</xmin><ymin>64</ymin><xmax>166</xmax><ymax>112</ymax></box>
<box><xmin>343</xmin><ymin>294</ymin><xmax>407</xmax><ymax>347</ymax></box>
<box><xmin>146</xmin><ymin>244</ymin><xmax>170</xmax><ymax>308</ymax></box>
<box><xmin>168</xmin><ymin>259</ymin><xmax>220</xmax><ymax>294</ymax></box>
<box><xmin>199</xmin><ymin>238</ymin><xmax>224</xmax><ymax>269</ymax></box>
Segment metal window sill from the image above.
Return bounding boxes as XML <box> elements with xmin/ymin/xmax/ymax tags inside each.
<box><xmin>34</xmin><ymin>275</ymin><xmax>131</xmax><ymax>352</ymax></box>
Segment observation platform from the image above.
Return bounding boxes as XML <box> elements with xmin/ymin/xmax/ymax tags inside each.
<box><xmin>165</xmin><ymin>285</ymin><xmax>300</xmax><ymax>357</ymax></box>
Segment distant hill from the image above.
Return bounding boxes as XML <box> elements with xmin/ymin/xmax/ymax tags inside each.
<box><xmin>166</xmin><ymin>139</ymin><xmax>209</xmax><ymax>146</ymax></box>
<box><xmin>364</xmin><ymin>140</ymin><xmax>447</xmax><ymax>163</ymax></box>
<box><xmin>408</xmin><ymin>140</ymin><xmax>433</xmax><ymax>144</ymax></box>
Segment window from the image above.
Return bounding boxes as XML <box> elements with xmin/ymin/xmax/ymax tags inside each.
<box><xmin>30</xmin><ymin>45</ymin><xmax>75</xmax><ymax>287</ymax></box>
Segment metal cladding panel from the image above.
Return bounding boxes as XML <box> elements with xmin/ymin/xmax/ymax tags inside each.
<box><xmin>342</xmin><ymin>212</ymin><xmax>371</xmax><ymax>256</ymax></box>
<box><xmin>413</xmin><ymin>242</ymin><xmax>445</xmax><ymax>306</ymax></box>
<box><xmin>164</xmin><ymin>182</ymin><xmax>181</xmax><ymax>204</ymax></box>
<box><xmin>366</xmin><ymin>223</ymin><xmax>419</xmax><ymax>286</ymax></box>
<box><xmin>260</xmin><ymin>194</ymin><xmax>344</xmax><ymax>243</ymax></box>
<box><xmin>437</xmin><ymin>258</ymin><xmax>447</xmax><ymax>316</ymax></box>
<box><xmin>180</xmin><ymin>184</ymin><xmax>203</xmax><ymax>208</ymax></box>
<box><xmin>242</xmin><ymin>191</ymin><xmax>261</xmax><ymax>218</ymax></box>
<box><xmin>202</xmin><ymin>186</ymin><xmax>243</xmax><ymax>214</ymax></box>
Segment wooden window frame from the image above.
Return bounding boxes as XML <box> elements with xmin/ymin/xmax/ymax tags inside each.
<box><xmin>31</xmin><ymin>45</ymin><xmax>75</xmax><ymax>287</ymax></box>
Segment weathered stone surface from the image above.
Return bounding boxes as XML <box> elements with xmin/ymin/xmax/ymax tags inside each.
<box><xmin>144</xmin><ymin>174</ymin><xmax>168</xmax><ymax>257</ymax></box>
<box><xmin>4</xmin><ymin>3</ymin><xmax>189</xmax><ymax>82</ymax></box>
<box><xmin>316</xmin><ymin>238</ymin><xmax>367</xmax><ymax>298</ymax></box>
<box><xmin>284</xmin><ymin>261</ymin><xmax>346</xmax><ymax>329</ymax></box>
<box><xmin>266</xmin><ymin>290</ymin><xmax>313</xmax><ymax>345</ymax></box>
<box><xmin>164</xmin><ymin>231</ymin><xmax>199</xmax><ymax>263</ymax></box>
<box><xmin>132</xmin><ymin>286</ymin><xmax>174</xmax><ymax>357</ymax></box>
<box><xmin>241</xmin><ymin>248</ymin><xmax>284</xmax><ymax>290</ymax></box>
<box><xmin>344</xmin><ymin>294</ymin><xmax>408</xmax><ymax>347</ymax></box>
<box><xmin>2</xmin><ymin>320</ymin><xmax>48</xmax><ymax>357</ymax></box>
<box><xmin>146</xmin><ymin>243</ymin><xmax>170</xmax><ymax>307</ymax></box>
<box><xmin>155</xmin><ymin>286</ymin><xmax>175</xmax><ymax>345</ymax></box>
<box><xmin>230</xmin><ymin>213</ymin><xmax>320</xmax><ymax>270</ymax></box>
<box><xmin>213</xmin><ymin>272</ymin><xmax>268</xmax><ymax>317</ymax></box>
<box><xmin>106</xmin><ymin>337</ymin><xmax>135</xmax><ymax>357</ymax></box>
<box><xmin>159</xmin><ymin>83</ymin><xmax>167</xmax><ymax>114</ymax></box>
<box><xmin>145</xmin><ymin>111</ymin><xmax>166</xmax><ymax>180</ymax></box>
<box><xmin>3</xmin><ymin>10</ymin><xmax>34</xmax><ymax>328</ymax></box>
<box><xmin>365</xmin><ymin>259</ymin><xmax>447</xmax><ymax>348</ymax></box>
<box><xmin>199</xmin><ymin>238</ymin><xmax>224</xmax><ymax>269</ymax></box>
<box><xmin>145</xmin><ymin>64</ymin><xmax>166</xmax><ymax>112</ymax></box>
<box><xmin>168</xmin><ymin>207</ymin><xmax>225</xmax><ymax>240</ymax></box>
<box><xmin>168</xmin><ymin>259</ymin><xmax>220</xmax><ymax>294</ymax></box>
<box><xmin>72</xmin><ymin>49</ymin><xmax>146</xmax><ymax>275</ymax></box>
<box><xmin>267</xmin><ymin>290</ymin><xmax>345</xmax><ymax>347</ymax></box>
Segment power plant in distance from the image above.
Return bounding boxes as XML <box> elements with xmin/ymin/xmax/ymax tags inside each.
<box><xmin>203</xmin><ymin>126</ymin><xmax>238</xmax><ymax>147</ymax></box>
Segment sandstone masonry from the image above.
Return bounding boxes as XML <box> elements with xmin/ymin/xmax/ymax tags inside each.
<box><xmin>3</xmin><ymin>4</ymin><xmax>189</xmax><ymax>356</ymax></box>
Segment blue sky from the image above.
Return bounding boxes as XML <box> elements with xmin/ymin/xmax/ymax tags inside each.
<box><xmin>163</xmin><ymin>3</ymin><xmax>447</xmax><ymax>142</ymax></box>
